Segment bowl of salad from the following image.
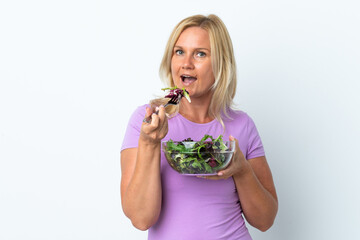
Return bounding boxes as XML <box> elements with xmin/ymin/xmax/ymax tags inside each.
<box><xmin>162</xmin><ymin>135</ymin><xmax>235</xmax><ymax>175</ymax></box>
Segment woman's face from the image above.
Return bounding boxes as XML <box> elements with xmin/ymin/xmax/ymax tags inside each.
<box><xmin>171</xmin><ymin>27</ymin><xmax>215</xmax><ymax>99</ymax></box>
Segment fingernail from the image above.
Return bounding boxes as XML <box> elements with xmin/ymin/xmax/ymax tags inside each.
<box><xmin>218</xmin><ymin>172</ymin><xmax>223</xmax><ymax>176</ymax></box>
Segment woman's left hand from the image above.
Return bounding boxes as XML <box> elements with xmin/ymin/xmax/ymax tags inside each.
<box><xmin>200</xmin><ymin>135</ymin><xmax>249</xmax><ymax>180</ymax></box>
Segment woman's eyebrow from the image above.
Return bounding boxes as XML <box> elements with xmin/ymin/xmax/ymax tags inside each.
<box><xmin>174</xmin><ymin>46</ymin><xmax>210</xmax><ymax>51</ymax></box>
<box><xmin>196</xmin><ymin>48</ymin><xmax>210</xmax><ymax>52</ymax></box>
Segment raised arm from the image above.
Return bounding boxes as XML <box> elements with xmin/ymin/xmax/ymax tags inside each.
<box><xmin>120</xmin><ymin>106</ymin><xmax>168</xmax><ymax>230</ymax></box>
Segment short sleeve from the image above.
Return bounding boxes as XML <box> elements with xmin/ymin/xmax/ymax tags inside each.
<box><xmin>121</xmin><ymin>105</ymin><xmax>148</xmax><ymax>152</ymax></box>
<box><xmin>246</xmin><ymin>116</ymin><xmax>265</xmax><ymax>159</ymax></box>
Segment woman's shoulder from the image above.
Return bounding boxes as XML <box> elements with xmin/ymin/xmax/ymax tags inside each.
<box><xmin>135</xmin><ymin>104</ymin><xmax>149</xmax><ymax>112</ymax></box>
<box><xmin>127</xmin><ymin>104</ymin><xmax>150</xmax><ymax>122</ymax></box>
<box><xmin>225</xmin><ymin>108</ymin><xmax>252</xmax><ymax>122</ymax></box>
<box><xmin>133</xmin><ymin>104</ymin><xmax>151</xmax><ymax>113</ymax></box>
<box><xmin>223</xmin><ymin>108</ymin><xmax>260</xmax><ymax>131</ymax></box>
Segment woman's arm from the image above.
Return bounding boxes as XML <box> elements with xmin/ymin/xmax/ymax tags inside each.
<box><xmin>233</xmin><ymin>156</ymin><xmax>278</xmax><ymax>232</ymax></box>
<box><xmin>120</xmin><ymin>106</ymin><xmax>167</xmax><ymax>230</ymax></box>
<box><xmin>205</xmin><ymin>136</ymin><xmax>278</xmax><ymax>232</ymax></box>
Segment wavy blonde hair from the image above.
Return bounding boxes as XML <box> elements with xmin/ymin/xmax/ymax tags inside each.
<box><xmin>151</xmin><ymin>14</ymin><xmax>237</xmax><ymax>127</ymax></box>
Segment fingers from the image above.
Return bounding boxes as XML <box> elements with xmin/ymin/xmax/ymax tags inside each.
<box><xmin>146</xmin><ymin>107</ymin><xmax>152</xmax><ymax>117</ymax></box>
<box><xmin>150</xmin><ymin>112</ymin><xmax>160</xmax><ymax>127</ymax></box>
<box><xmin>143</xmin><ymin>106</ymin><xmax>166</xmax><ymax>125</ymax></box>
<box><xmin>229</xmin><ymin>135</ymin><xmax>235</xmax><ymax>141</ymax></box>
<box><xmin>149</xmin><ymin>105</ymin><xmax>165</xmax><ymax>126</ymax></box>
<box><xmin>142</xmin><ymin>107</ymin><xmax>153</xmax><ymax>124</ymax></box>
<box><xmin>197</xmin><ymin>135</ymin><xmax>242</xmax><ymax>181</ymax></box>
<box><xmin>229</xmin><ymin>135</ymin><xmax>239</xmax><ymax>150</ymax></box>
<box><xmin>157</xmin><ymin>105</ymin><xmax>167</xmax><ymax>126</ymax></box>
<box><xmin>157</xmin><ymin>105</ymin><xmax>166</xmax><ymax>120</ymax></box>
<box><xmin>229</xmin><ymin>135</ymin><xmax>244</xmax><ymax>157</ymax></box>
<box><xmin>197</xmin><ymin>172</ymin><xmax>228</xmax><ymax>180</ymax></box>
<box><xmin>141</xmin><ymin>105</ymin><xmax>168</xmax><ymax>142</ymax></box>
<box><xmin>196</xmin><ymin>168</ymin><xmax>230</xmax><ymax>180</ymax></box>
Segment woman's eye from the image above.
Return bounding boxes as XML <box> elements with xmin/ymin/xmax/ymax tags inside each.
<box><xmin>175</xmin><ymin>50</ymin><xmax>184</xmax><ymax>55</ymax></box>
<box><xmin>196</xmin><ymin>52</ymin><xmax>206</xmax><ymax>57</ymax></box>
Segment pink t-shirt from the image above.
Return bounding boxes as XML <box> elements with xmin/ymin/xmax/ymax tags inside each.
<box><xmin>121</xmin><ymin>105</ymin><xmax>265</xmax><ymax>240</ymax></box>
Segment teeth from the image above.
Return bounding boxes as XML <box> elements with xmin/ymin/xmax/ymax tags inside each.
<box><xmin>181</xmin><ymin>75</ymin><xmax>196</xmax><ymax>80</ymax></box>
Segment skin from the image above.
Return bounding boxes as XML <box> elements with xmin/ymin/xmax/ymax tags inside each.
<box><xmin>204</xmin><ymin>136</ymin><xmax>278</xmax><ymax>231</ymax></box>
<box><xmin>171</xmin><ymin>27</ymin><xmax>215</xmax><ymax>123</ymax></box>
<box><xmin>121</xmin><ymin>106</ymin><xmax>167</xmax><ymax>230</ymax></box>
<box><xmin>121</xmin><ymin>26</ymin><xmax>278</xmax><ymax>232</ymax></box>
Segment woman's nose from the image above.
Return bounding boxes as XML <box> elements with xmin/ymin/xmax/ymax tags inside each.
<box><xmin>182</xmin><ymin>55</ymin><xmax>194</xmax><ymax>69</ymax></box>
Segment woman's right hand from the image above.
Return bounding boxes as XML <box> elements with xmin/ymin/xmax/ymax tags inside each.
<box><xmin>140</xmin><ymin>105</ymin><xmax>168</xmax><ymax>145</ymax></box>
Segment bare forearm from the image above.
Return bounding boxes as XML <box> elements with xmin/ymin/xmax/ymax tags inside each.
<box><xmin>122</xmin><ymin>141</ymin><xmax>162</xmax><ymax>230</ymax></box>
<box><xmin>233</xmin><ymin>161</ymin><xmax>278</xmax><ymax>232</ymax></box>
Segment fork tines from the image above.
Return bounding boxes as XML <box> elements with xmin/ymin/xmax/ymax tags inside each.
<box><xmin>169</xmin><ymin>95</ymin><xmax>179</xmax><ymax>104</ymax></box>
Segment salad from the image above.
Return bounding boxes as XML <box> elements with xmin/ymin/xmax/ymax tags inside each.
<box><xmin>163</xmin><ymin>134</ymin><xmax>234</xmax><ymax>174</ymax></box>
<box><xmin>161</xmin><ymin>86</ymin><xmax>191</xmax><ymax>103</ymax></box>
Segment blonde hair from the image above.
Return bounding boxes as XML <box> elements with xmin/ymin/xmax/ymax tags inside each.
<box><xmin>151</xmin><ymin>14</ymin><xmax>237</xmax><ymax>126</ymax></box>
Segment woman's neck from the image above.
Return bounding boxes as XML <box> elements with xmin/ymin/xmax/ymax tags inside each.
<box><xmin>179</xmin><ymin>96</ymin><xmax>213</xmax><ymax>123</ymax></box>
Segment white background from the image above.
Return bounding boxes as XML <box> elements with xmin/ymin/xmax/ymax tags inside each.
<box><xmin>1</xmin><ymin>0</ymin><xmax>359</xmax><ymax>239</ymax></box>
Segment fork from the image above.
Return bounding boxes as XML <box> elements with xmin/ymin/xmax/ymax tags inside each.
<box><xmin>143</xmin><ymin>95</ymin><xmax>182</xmax><ymax>123</ymax></box>
<box><xmin>160</xmin><ymin>95</ymin><xmax>182</xmax><ymax>110</ymax></box>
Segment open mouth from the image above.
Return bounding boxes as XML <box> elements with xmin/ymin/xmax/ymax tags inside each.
<box><xmin>181</xmin><ymin>74</ymin><xmax>197</xmax><ymax>86</ymax></box>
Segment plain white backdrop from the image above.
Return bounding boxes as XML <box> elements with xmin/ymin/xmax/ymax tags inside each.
<box><xmin>1</xmin><ymin>0</ymin><xmax>359</xmax><ymax>239</ymax></box>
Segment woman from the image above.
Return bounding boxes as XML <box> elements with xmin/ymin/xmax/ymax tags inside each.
<box><xmin>121</xmin><ymin>14</ymin><xmax>278</xmax><ymax>239</ymax></box>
